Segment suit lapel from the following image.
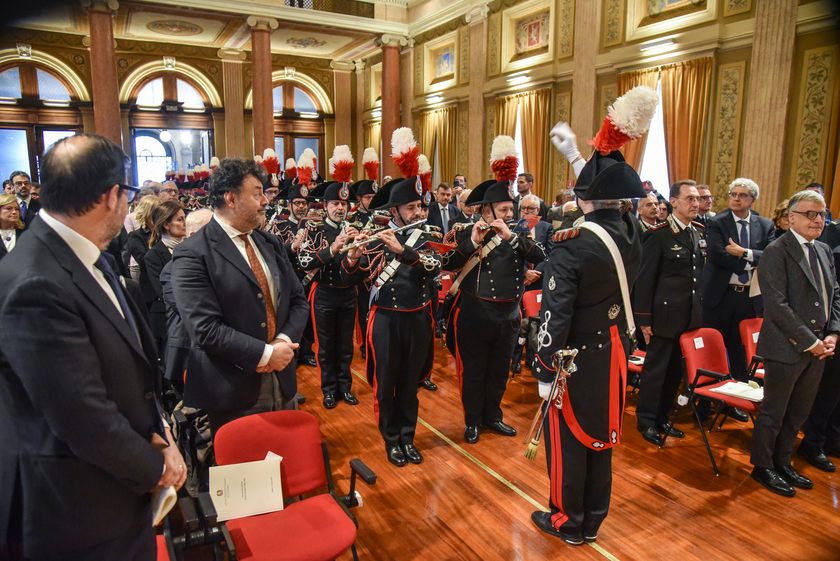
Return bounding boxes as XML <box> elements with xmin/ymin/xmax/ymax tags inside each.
<box><xmin>208</xmin><ymin>219</ymin><xmax>261</xmax><ymax>289</ymax></box>
<box><xmin>749</xmin><ymin>212</ymin><xmax>761</xmax><ymax>249</ymax></box>
<box><xmin>783</xmin><ymin>234</ymin><xmax>820</xmax><ymax>293</ymax></box>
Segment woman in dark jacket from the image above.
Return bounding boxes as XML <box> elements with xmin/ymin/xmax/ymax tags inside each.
<box><xmin>140</xmin><ymin>200</ymin><xmax>186</xmax><ymax>353</ymax></box>
<box><xmin>0</xmin><ymin>194</ymin><xmax>25</xmax><ymax>261</ymax></box>
<box><xmin>127</xmin><ymin>196</ymin><xmax>161</xmax><ymax>282</ymax></box>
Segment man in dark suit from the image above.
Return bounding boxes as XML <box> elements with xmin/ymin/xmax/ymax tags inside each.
<box><xmin>427</xmin><ymin>182</ymin><xmax>459</xmax><ymax>233</ymax></box>
<box><xmin>171</xmin><ymin>158</ymin><xmax>309</xmax><ymax>434</ymax></box>
<box><xmin>751</xmin><ymin>189</ymin><xmax>840</xmax><ymax>497</ymax></box>
<box><xmin>512</xmin><ymin>173</ymin><xmax>548</xmax><ymax>221</ymax></box>
<box><xmin>10</xmin><ymin>171</ymin><xmax>41</xmax><ymax>229</ymax></box>
<box><xmin>0</xmin><ymin>134</ymin><xmax>185</xmax><ymax>560</ymax></box>
<box><xmin>634</xmin><ymin>180</ymin><xmax>706</xmax><ymax>446</ymax></box>
<box><xmin>700</xmin><ymin>178</ymin><xmax>775</xmax><ymax>384</ymax></box>
<box><xmin>694</xmin><ymin>185</ymin><xmax>716</xmax><ymax>228</ymax></box>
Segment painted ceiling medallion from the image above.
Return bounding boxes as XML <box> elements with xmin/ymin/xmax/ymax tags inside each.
<box><xmin>147</xmin><ymin>20</ymin><xmax>203</xmax><ymax>36</ymax></box>
<box><xmin>286</xmin><ymin>37</ymin><xmax>327</xmax><ymax>49</ymax></box>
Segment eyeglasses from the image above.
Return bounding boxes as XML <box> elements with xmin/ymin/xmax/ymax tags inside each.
<box><xmin>161</xmin><ymin>188</ymin><xmax>179</xmax><ymax>195</ymax></box>
<box><xmin>698</xmin><ymin>195</ymin><xmax>715</xmax><ymax>201</ymax></box>
<box><xmin>790</xmin><ymin>210</ymin><xmax>827</xmax><ymax>221</ymax></box>
<box><xmin>729</xmin><ymin>192</ymin><xmax>752</xmax><ymax>200</ymax></box>
<box><xmin>291</xmin><ymin>201</ymin><xmax>309</xmax><ymax>207</ymax></box>
<box><xmin>520</xmin><ymin>206</ymin><xmax>539</xmax><ymax>212</ymax></box>
<box><xmin>677</xmin><ymin>197</ymin><xmax>699</xmax><ymax>204</ymax></box>
<box><xmin>119</xmin><ymin>184</ymin><xmax>142</xmax><ymax>203</ymax></box>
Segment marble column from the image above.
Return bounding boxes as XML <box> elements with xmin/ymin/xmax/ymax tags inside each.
<box><xmin>570</xmin><ymin>0</ymin><xmax>601</xmax><ymax>149</ymax></box>
<box><xmin>400</xmin><ymin>40</ymin><xmax>414</xmax><ymax>129</ymax></box>
<box><xmin>219</xmin><ymin>48</ymin><xmax>247</xmax><ymax>158</ymax></box>
<box><xmin>740</xmin><ymin>0</ymin><xmax>798</xmax><ymax>217</ymax></box>
<box><xmin>83</xmin><ymin>0</ymin><xmax>121</xmax><ymax>146</ymax></box>
<box><xmin>467</xmin><ymin>4</ymin><xmax>490</xmax><ymax>186</ymax></box>
<box><xmin>379</xmin><ymin>34</ymin><xmax>408</xmax><ymax>179</ymax></box>
<box><xmin>247</xmin><ymin>16</ymin><xmax>278</xmax><ymax>157</ymax></box>
<box><xmin>331</xmin><ymin>61</ymin><xmax>354</xmax><ymax>150</ymax></box>
<box><xmin>354</xmin><ymin>59</ymin><xmax>366</xmax><ymax>178</ymax></box>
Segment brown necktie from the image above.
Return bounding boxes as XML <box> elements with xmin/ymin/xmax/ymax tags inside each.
<box><xmin>239</xmin><ymin>234</ymin><xmax>276</xmax><ymax>342</ymax></box>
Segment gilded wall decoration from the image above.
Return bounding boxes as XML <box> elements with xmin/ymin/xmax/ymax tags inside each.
<box><xmin>146</xmin><ymin>20</ymin><xmax>203</xmax><ymax>36</ymax></box>
<box><xmin>115</xmin><ymin>39</ymin><xmax>216</xmax><ymax>59</ymax></box>
<box><xmin>710</xmin><ymin>62</ymin><xmax>746</xmax><ymax>206</ymax></box>
<box><xmin>603</xmin><ymin>0</ymin><xmax>623</xmax><ymax>48</ymax></box>
<box><xmin>501</xmin><ymin>0</ymin><xmax>554</xmax><ymax>72</ymax></box>
<box><xmin>459</xmin><ymin>27</ymin><xmax>470</xmax><ymax>85</ymax></box>
<box><xmin>514</xmin><ymin>11</ymin><xmax>550</xmax><ymax>56</ymax></box>
<box><xmin>271</xmin><ymin>54</ymin><xmax>333</xmax><ymax>70</ymax></box>
<box><xmin>724</xmin><ymin>0</ymin><xmax>751</xmax><ymax>17</ymax></box>
<box><xmin>58</xmin><ymin>51</ymin><xmax>88</xmax><ymax>78</ymax></box>
<box><xmin>414</xmin><ymin>47</ymin><xmax>424</xmax><ymax>96</ymax></box>
<box><xmin>116</xmin><ymin>57</ymin><xmax>144</xmax><ymax>80</ymax></box>
<box><xmin>488</xmin><ymin>12</ymin><xmax>501</xmax><ymax>77</ymax></box>
<box><xmin>601</xmin><ymin>85</ymin><xmax>617</xmax><ymax>120</ymax></box>
<box><xmin>791</xmin><ymin>47</ymin><xmax>837</xmax><ymax>191</ymax></box>
<box><xmin>553</xmin><ymin>92</ymin><xmax>571</xmax><ymax>189</ymax></box>
<box><xmin>557</xmin><ymin>0</ymin><xmax>574</xmax><ymax>58</ymax></box>
<box><xmin>458</xmin><ymin>109</ymin><xmax>469</xmax><ymax>175</ymax></box>
<box><xmin>194</xmin><ymin>62</ymin><xmax>221</xmax><ymax>88</ymax></box>
<box><xmin>5</xmin><ymin>28</ymin><xmax>86</xmax><ymax>48</ymax></box>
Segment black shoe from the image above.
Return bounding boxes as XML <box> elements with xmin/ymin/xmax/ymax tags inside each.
<box><xmin>482</xmin><ymin>421</ymin><xmax>517</xmax><ymax>436</ymax></box>
<box><xmin>303</xmin><ymin>357</ymin><xmax>317</xmax><ymax>367</ymax></box>
<box><xmin>728</xmin><ymin>407</ymin><xmax>749</xmax><ymax>422</ymax></box>
<box><xmin>402</xmin><ymin>444</ymin><xmax>423</xmax><ymax>464</ymax></box>
<box><xmin>751</xmin><ymin>467</ymin><xmax>796</xmax><ymax>497</ymax></box>
<box><xmin>530</xmin><ymin>511</ymin><xmax>583</xmax><ymax>546</ymax></box>
<box><xmin>774</xmin><ymin>465</ymin><xmax>814</xmax><ymax>489</ymax></box>
<box><xmin>342</xmin><ymin>392</ymin><xmax>358</xmax><ymax>405</ymax></box>
<box><xmin>639</xmin><ymin>427</ymin><xmax>664</xmax><ymax>446</ymax></box>
<box><xmin>583</xmin><ymin>533</ymin><xmax>598</xmax><ymax>543</ymax></box>
<box><xmin>511</xmin><ymin>360</ymin><xmax>521</xmax><ymax>374</ymax></box>
<box><xmin>656</xmin><ymin>422</ymin><xmax>685</xmax><ymax>439</ymax></box>
<box><xmin>798</xmin><ymin>444</ymin><xmax>836</xmax><ymax>472</ymax></box>
<box><xmin>465</xmin><ymin>426</ymin><xmax>479</xmax><ymax>444</ymax></box>
<box><xmin>823</xmin><ymin>442</ymin><xmax>840</xmax><ymax>458</ymax></box>
<box><xmin>323</xmin><ymin>394</ymin><xmax>337</xmax><ymax>409</ymax></box>
<box><xmin>419</xmin><ymin>379</ymin><xmax>437</xmax><ymax>391</ymax></box>
<box><xmin>387</xmin><ymin>446</ymin><xmax>406</xmax><ymax>467</ymax></box>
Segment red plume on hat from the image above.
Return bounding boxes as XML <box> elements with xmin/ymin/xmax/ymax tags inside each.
<box><xmin>418</xmin><ymin>154</ymin><xmax>432</xmax><ymax>194</ymax></box>
<box><xmin>209</xmin><ymin>157</ymin><xmax>220</xmax><ymax>172</ymax></box>
<box><xmin>297</xmin><ymin>148</ymin><xmax>316</xmax><ymax>187</ymax></box>
<box><xmin>391</xmin><ymin>127</ymin><xmax>419</xmax><ymax>178</ymax></box>
<box><xmin>329</xmin><ymin>145</ymin><xmax>354</xmax><ymax>184</ymax></box>
<box><xmin>284</xmin><ymin>158</ymin><xmax>297</xmax><ymax>179</ymax></box>
<box><xmin>490</xmin><ymin>135</ymin><xmax>519</xmax><ymax>182</ymax></box>
<box><xmin>261</xmin><ymin>148</ymin><xmax>280</xmax><ymax>175</ymax></box>
<box><xmin>362</xmin><ymin>147</ymin><xmax>380</xmax><ymax>181</ymax></box>
<box><xmin>590</xmin><ymin>85</ymin><xmax>659</xmax><ymax>155</ymax></box>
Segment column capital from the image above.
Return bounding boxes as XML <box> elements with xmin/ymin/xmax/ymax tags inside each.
<box><xmin>246</xmin><ymin>16</ymin><xmax>279</xmax><ymax>32</ymax></box>
<box><xmin>81</xmin><ymin>0</ymin><xmax>119</xmax><ymax>15</ymax></box>
<box><xmin>218</xmin><ymin>48</ymin><xmax>246</xmax><ymax>62</ymax></box>
<box><xmin>465</xmin><ymin>3</ymin><xmax>490</xmax><ymax>24</ymax></box>
<box><xmin>330</xmin><ymin>60</ymin><xmax>355</xmax><ymax>71</ymax></box>
<box><xmin>354</xmin><ymin>59</ymin><xmax>366</xmax><ymax>72</ymax></box>
<box><xmin>376</xmin><ymin>34</ymin><xmax>409</xmax><ymax>48</ymax></box>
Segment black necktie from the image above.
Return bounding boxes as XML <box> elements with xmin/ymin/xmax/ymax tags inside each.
<box><xmin>807</xmin><ymin>243</ymin><xmax>826</xmax><ymax>322</ymax></box>
<box><xmin>737</xmin><ymin>220</ymin><xmax>750</xmax><ymax>283</ymax></box>
<box><xmin>95</xmin><ymin>251</ymin><xmax>139</xmax><ymax>338</ymax></box>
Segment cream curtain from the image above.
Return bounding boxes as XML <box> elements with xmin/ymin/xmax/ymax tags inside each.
<box><xmin>417</xmin><ymin>110</ymin><xmax>438</xmax><ymax>167</ymax></box>
<box><xmin>661</xmin><ymin>57</ymin><xmax>713</xmax><ymax>184</ymax></box>
<box><xmin>616</xmin><ymin>67</ymin><xmax>661</xmax><ymax>171</ymax></box>
<box><xmin>519</xmin><ymin>88</ymin><xmax>551</xmax><ymax>200</ymax></box>
<box><xmin>436</xmin><ymin>106</ymin><xmax>457</xmax><ymax>184</ymax></box>
<box><xmin>366</xmin><ymin>122</ymin><xmax>381</xmax><ymax>178</ymax></box>
<box><xmin>494</xmin><ymin>95</ymin><xmax>518</xmax><ymax>138</ymax></box>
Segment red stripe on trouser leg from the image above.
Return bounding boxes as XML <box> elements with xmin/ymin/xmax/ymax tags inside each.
<box><xmin>548</xmin><ymin>403</ymin><xmax>570</xmax><ymax>529</ymax></box>
<box><xmin>609</xmin><ymin>325</ymin><xmax>626</xmax><ymax>442</ymax></box>
<box><xmin>307</xmin><ymin>282</ymin><xmax>323</xmax><ymax>387</ymax></box>
<box><xmin>367</xmin><ymin>307</ymin><xmax>379</xmax><ymax>429</ymax></box>
<box><xmin>452</xmin><ymin>307</ymin><xmax>466</xmax><ymax>419</ymax></box>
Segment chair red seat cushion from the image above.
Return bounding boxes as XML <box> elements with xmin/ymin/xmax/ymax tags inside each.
<box><xmin>156</xmin><ymin>534</ymin><xmax>169</xmax><ymax>561</ymax></box>
<box><xmin>225</xmin><ymin>494</ymin><xmax>357</xmax><ymax>561</ymax></box>
<box><xmin>628</xmin><ymin>350</ymin><xmax>646</xmax><ymax>374</ymax></box>
<box><xmin>694</xmin><ymin>381</ymin><xmax>760</xmax><ymax>414</ymax></box>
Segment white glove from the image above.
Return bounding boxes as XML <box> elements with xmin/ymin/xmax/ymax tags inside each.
<box><xmin>538</xmin><ymin>381</ymin><xmax>553</xmax><ymax>401</ymax></box>
<box><xmin>550</xmin><ymin>122</ymin><xmax>581</xmax><ymax>164</ymax></box>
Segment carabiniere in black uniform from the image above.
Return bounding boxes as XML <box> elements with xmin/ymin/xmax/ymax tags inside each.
<box><xmin>298</xmin><ymin>180</ymin><xmax>360</xmax><ymax>409</ymax></box>
<box><xmin>342</xmin><ymin>176</ymin><xmax>441</xmax><ymax>468</ymax></box>
<box><xmin>442</xmin><ymin>178</ymin><xmax>545</xmax><ymax>444</ymax></box>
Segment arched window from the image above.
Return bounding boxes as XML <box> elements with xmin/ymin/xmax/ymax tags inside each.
<box><xmin>0</xmin><ymin>64</ymin><xmax>73</xmax><ymax>103</ymax></box>
<box><xmin>273</xmin><ymin>85</ymin><xmax>283</xmax><ymax>114</ymax></box>
<box><xmin>136</xmin><ymin>78</ymin><xmax>164</xmax><ymax>107</ymax></box>
<box><xmin>130</xmin><ymin>74</ymin><xmax>209</xmax><ymax>112</ymax></box>
<box><xmin>294</xmin><ymin>87</ymin><xmax>317</xmax><ymax>114</ymax></box>
<box><xmin>269</xmin><ymin>80</ymin><xmax>325</xmax><ymax>174</ymax></box>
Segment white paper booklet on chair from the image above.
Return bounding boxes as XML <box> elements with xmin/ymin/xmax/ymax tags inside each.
<box><xmin>209</xmin><ymin>457</ymin><xmax>284</xmax><ymax>521</ymax></box>
<box><xmin>708</xmin><ymin>381</ymin><xmax>764</xmax><ymax>402</ymax></box>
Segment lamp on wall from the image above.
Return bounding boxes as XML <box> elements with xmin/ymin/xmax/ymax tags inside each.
<box><xmin>159</xmin><ymin>130</ymin><xmax>172</xmax><ymax>142</ymax></box>
<box><xmin>639</xmin><ymin>37</ymin><xmax>676</xmax><ymax>52</ymax></box>
<box><xmin>506</xmin><ymin>71</ymin><xmax>530</xmax><ymax>86</ymax></box>
<box><xmin>426</xmin><ymin>94</ymin><xmax>442</xmax><ymax>103</ymax></box>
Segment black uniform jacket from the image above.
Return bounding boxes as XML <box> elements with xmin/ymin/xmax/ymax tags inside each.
<box><xmin>298</xmin><ymin>218</ymin><xmax>354</xmax><ymax>288</ymax></box>
<box><xmin>635</xmin><ymin>215</ymin><xmax>706</xmax><ymax>339</ymax></box>
<box><xmin>534</xmin><ymin>209</ymin><xmax>643</xmax><ymax>450</ymax></box>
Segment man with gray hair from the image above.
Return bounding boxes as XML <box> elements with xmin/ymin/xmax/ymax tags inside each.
<box><xmin>700</xmin><ymin>177</ymin><xmax>775</xmax><ymax>390</ymax></box>
<box><xmin>751</xmin><ymin>189</ymin><xmax>840</xmax><ymax>496</ymax></box>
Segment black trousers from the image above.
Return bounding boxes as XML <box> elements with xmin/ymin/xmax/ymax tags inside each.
<box><xmin>802</xmin><ymin>353</ymin><xmax>840</xmax><ymax>449</ymax></box>
<box><xmin>703</xmin><ymin>287</ymin><xmax>756</xmax><ymax>381</ymax></box>
<box><xmin>356</xmin><ymin>284</ymin><xmax>371</xmax><ymax>350</ymax></box>
<box><xmin>453</xmin><ymin>293</ymin><xmax>518</xmax><ymax>427</ymax></box>
<box><xmin>298</xmin><ymin>282</ymin><xmax>316</xmax><ymax>362</ymax></box>
<box><xmin>311</xmin><ymin>284</ymin><xmax>356</xmax><ymax>396</ymax></box>
<box><xmin>751</xmin><ymin>353</ymin><xmax>825</xmax><ymax>468</ymax></box>
<box><xmin>544</xmin><ymin>402</ymin><xmax>613</xmax><ymax>536</ymax></box>
<box><xmin>635</xmin><ymin>335</ymin><xmax>683</xmax><ymax>431</ymax></box>
<box><xmin>367</xmin><ymin>306</ymin><xmax>434</xmax><ymax>448</ymax></box>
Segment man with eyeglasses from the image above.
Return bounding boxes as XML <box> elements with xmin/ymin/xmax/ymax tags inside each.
<box><xmin>10</xmin><ymin>171</ymin><xmax>40</xmax><ymax>229</ymax></box>
<box><xmin>695</xmin><ymin>185</ymin><xmax>716</xmax><ymax>228</ymax></box>
<box><xmin>634</xmin><ymin>180</ymin><xmax>706</xmax><ymax>446</ymax></box>
<box><xmin>804</xmin><ymin>183</ymin><xmax>832</xmax><ymax>243</ymax></box>
<box><xmin>700</xmin><ymin>178</ymin><xmax>775</xmax><ymax>391</ymax></box>
<box><xmin>159</xmin><ymin>182</ymin><xmax>179</xmax><ymax>203</ymax></box>
<box><xmin>750</xmin><ymin>189</ymin><xmax>840</xmax><ymax>497</ymax></box>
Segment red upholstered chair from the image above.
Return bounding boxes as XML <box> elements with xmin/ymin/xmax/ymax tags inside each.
<box><xmin>212</xmin><ymin>410</ymin><xmax>376</xmax><ymax>561</ymax></box>
<box><xmin>678</xmin><ymin>328</ymin><xmax>761</xmax><ymax>476</ymax></box>
<box><xmin>627</xmin><ymin>350</ymin><xmax>646</xmax><ymax>393</ymax></box>
<box><xmin>739</xmin><ymin>318</ymin><xmax>764</xmax><ymax>382</ymax></box>
<box><xmin>521</xmin><ymin>290</ymin><xmax>542</xmax><ymax>319</ymax></box>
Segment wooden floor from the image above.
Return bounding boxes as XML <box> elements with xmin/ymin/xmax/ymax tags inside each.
<box><xmin>294</xmin><ymin>337</ymin><xmax>840</xmax><ymax>561</ymax></box>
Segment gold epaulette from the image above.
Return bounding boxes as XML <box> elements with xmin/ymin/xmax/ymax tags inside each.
<box><xmin>649</xmin><ymin>221</ymin><xmax>668</xmax><ymax>230</ymax></box>
<box><xmin>552</xmin><ymin>228</ymin><xmax>580</xmax><ymax>243</ymax></box>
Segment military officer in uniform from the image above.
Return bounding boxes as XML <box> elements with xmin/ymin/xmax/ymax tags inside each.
<box><xmin>442</xmin><ymin>171</ymin><xmax>545</xmax><ymax>444</ymax></box>
<box><xmin>634</xmin><ymin>180</ymin><xmax>706</xmax><ymax>446</ymax></box>
<box><xmin>347</xmin><ymin>178</ymin><xmax>379</xmax><ymax>359</ymax></box>
<box><xmin>343</xmin><ymin>176</ymin><xmax>441</xmax><ymax>467</ymax></box>
<box><xmin>298</xmin><ymin>181</ymin><xmax>360</xmax><ymax>409</ymax></box>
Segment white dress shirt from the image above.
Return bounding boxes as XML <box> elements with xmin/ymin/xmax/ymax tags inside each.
<box><xmin>729</xmin><ymin>212</ymin><xmax>755</xmax><ymax>285</ymax></box>
<box><xmin>1</xmin><ymin>229</ymin><xmax>16</xmax><ymax>253</ymax></box>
